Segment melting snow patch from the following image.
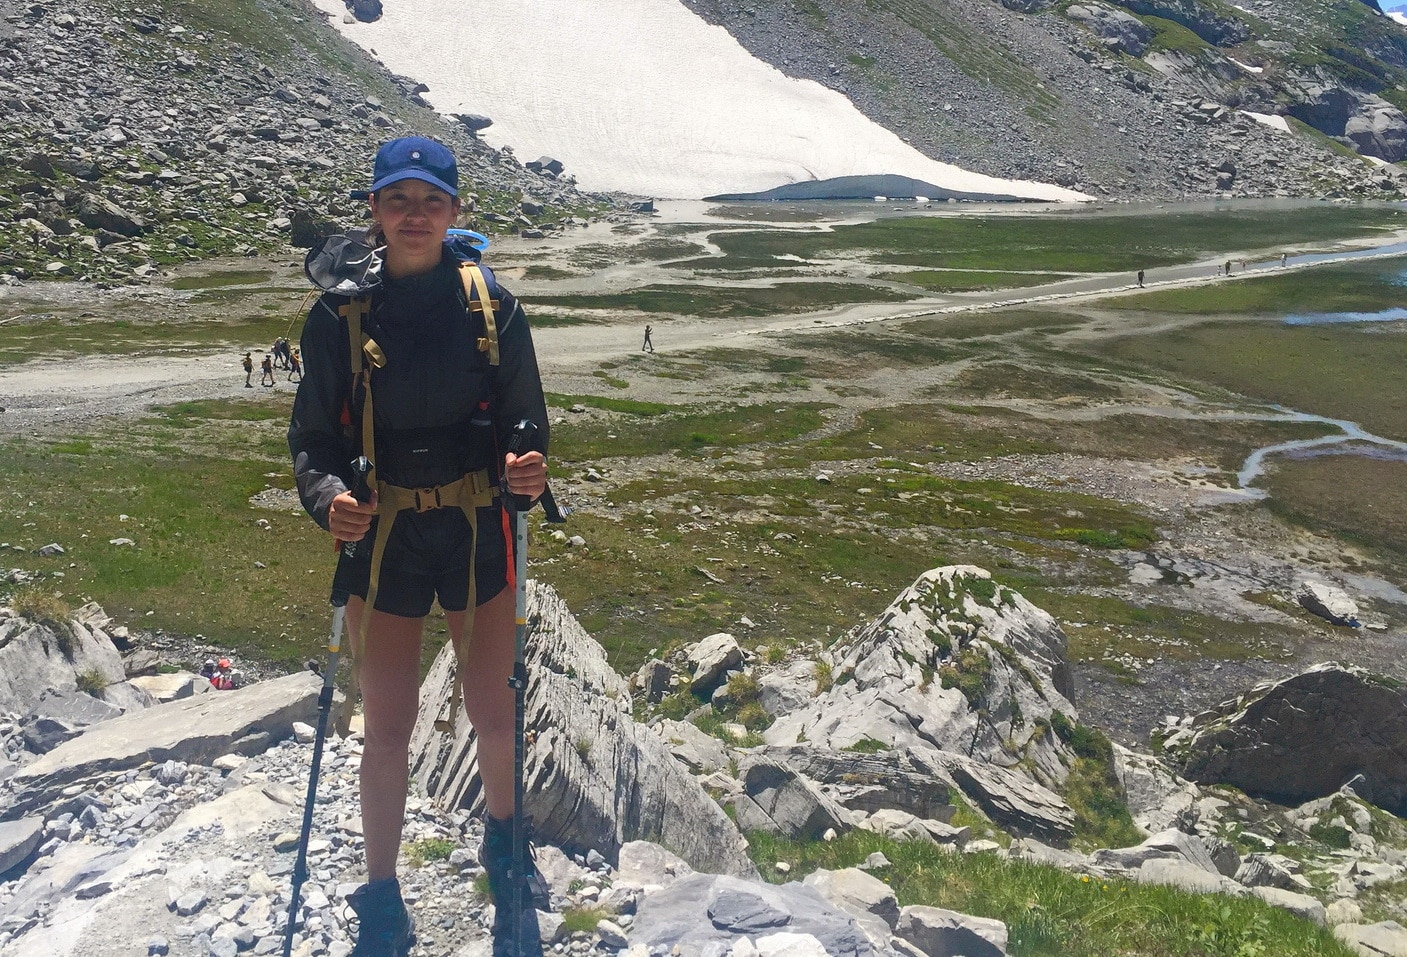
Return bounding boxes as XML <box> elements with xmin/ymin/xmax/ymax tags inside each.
<box><xmin>309</xmin><ymin>0</ymin><xmax>1088</xmax><ymax>203</ymax></box>
<box><xmin>1242</xmin><ymin>111</ymin><xmax>1291</xmax><ymax>134</ymax></box>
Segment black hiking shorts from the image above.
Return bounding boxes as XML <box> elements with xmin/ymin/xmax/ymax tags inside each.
<box><xmin>332</xmin><ymin>503</ymin><xmax>511</xmax><ymax>618</ymax></box>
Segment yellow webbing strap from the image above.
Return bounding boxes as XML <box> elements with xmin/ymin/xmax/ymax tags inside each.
<box><xmin>459</xmin><ymin>263</ymin><xmax>501</xmax><ymax>366</ymax></box>
<box><xmin>334</xmin><ymin>296</ymin><xmax>383</xmax><ymax>736</ymax></box>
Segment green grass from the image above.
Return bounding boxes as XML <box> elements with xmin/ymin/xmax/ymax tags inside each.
<box><xmin>1287</xmin><ymin>117</ymin><xmax>1371</xmax><ymax>162</ymax></box>
<box><xmin>909</xmin><ymin>309</ymin><xmax>1084</xmax><ymax>340</ymax></box>
<box><xmin>1092</xmin><ymin>318</ymin><xmax>1407</xmax><ymax>442</ymax></box>
<box><xmin>0</xmin><ymin>305</ymin><xmax>306</xmax><ymax>366</ymax></box>
<box><xmin>170</xmin><ymin>270</ymin><xmax>274</xmax><ymax>290</ymax></box>
<box><xmin>553</xmin><ymin>402</ymin><xmax>830</xmax><ymax>460</ymax></box>
<box><xmin>1142</xmin><ymin>14</ymin><xmax>1212</xmax><ymax>54</ymax></box>
<box><xmin>0</xmin><ymin>397</ymin><xmax>334</xmax><ymax>671</ymax></box>
<box><xmin>6</xmin><ymin>585</ymin><xmax>72</xmax><ymax>626</ymax></box>
<box><xmin>533</xmin><ymin>460</ymin><xmax>1160</xmax><ymax>670</ymax></box>
<box><xmin>529</xmin><ymin>281</ymin><xmax>916</xmax><ymax>317</ymax></box>
<box><xmin>1025</xmin><ymin>590</ymin><xmax>1304</xmax><ymax>669</ymax></box>
<box><xmin>546</xmin><ymin>393</ymin><xmax>673</xmax><ymax>416</ymax></box>
<box><xmin>1111</xmin><ymin>257</ymin><xmax>1407</xmax><ymax>315</ymax></box>
<box><xmin>404</xmin><ymin>837</ymin><xmax>457</xmax><ymax>868</ymax></box>
<box><xmin>882</xmin><ymin>269</ymin><xmax>1070</xmax><ymax>293</ymax></box>
<box><xmin>746</xmin><ymin>830</ymin><xmax>1356</xmax><ymax>957</ymax></box>
<box><xmin>1261</xmin><ymin>456</ymin><xmax>1407</xmax><ymax>578</ymax></box>
<box><xmin>700</xmin><ymin>206</ymin><xmax>1404</xmax><ymax>273</ymax></box>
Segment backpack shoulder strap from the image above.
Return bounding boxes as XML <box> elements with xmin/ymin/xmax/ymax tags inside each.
<box><xmin>458</xmin><ymin>262</ymin><xmax>500</xmax><ymax>366</ymax></box>
<box><xmin>337</xmin><ymin>296</ymin><xmax>383</xmax><ymax>488</ymax></box>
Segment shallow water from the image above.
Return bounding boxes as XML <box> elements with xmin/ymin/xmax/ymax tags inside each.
<box><xmin>1236</xmin><ymin>411</ymin><xmax>1407</xmax><ymax>491</ymax></box>
<box><xmin>1285</xmin><ymin>307</ymin><xmax>1407</xmax><ymax>325</ymax></box>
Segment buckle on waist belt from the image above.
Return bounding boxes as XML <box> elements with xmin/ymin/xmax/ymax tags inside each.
<box><xmin>381</xmin><ymin>469</ymin><xmax>496</xmax><ymax>515</ymax></box>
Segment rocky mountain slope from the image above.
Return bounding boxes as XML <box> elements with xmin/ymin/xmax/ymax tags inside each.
<box><xmin>0</xmin><ymin>0</ymin><xmax>615</xmax><ymax>287</ymax></box>
<box><xmin>5</xmin><ymin>575</ymin><xmax>1407</xmax><ymax>956</ymax></box>
<box><xmin>679</xmin><ymin>0</ymin><xmax>1407</xmax><ymax>200</ymax></box>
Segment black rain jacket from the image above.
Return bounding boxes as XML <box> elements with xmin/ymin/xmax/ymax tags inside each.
<box><xmin>288</xmin><ymin>231</ymin><xmax>549</xmax><ymax>530</ymax></box>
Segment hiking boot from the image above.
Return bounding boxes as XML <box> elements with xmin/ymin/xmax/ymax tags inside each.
<box><xmin>479</xmin><ymin>814</ymin><xmax>549</xmax><ymax>957</ymax></box>
<box><xmin>347</xmin><ymin>876</ymin><xmax>416</xmax><ymax>957</ymax></box>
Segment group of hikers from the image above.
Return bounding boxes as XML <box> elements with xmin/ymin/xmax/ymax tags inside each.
<box><xmin>1135</xmin><ymin>251</ymin><xmax>1292</xmax><ymax>288</ymax></box>
<box><xmin>199</xmin><ymin>657</ymin><xmax>241</xmax><ymax>690</ymax></box>
<box><xmin>241</xmin><ymin>337</ymin><xmax>301</xmax><ymax>387</ymax></box>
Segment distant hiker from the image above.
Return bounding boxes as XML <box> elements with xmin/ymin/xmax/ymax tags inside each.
<box><xmin>288</xmin><ymin>348</ymin><xmax>302</xmax><ymax>382</ymax></box>
<box><xmin>211</xmin><ymin>658</ymin><xmax>236</xmax><ymax>690</ymax></box>
<box><xmin>272</xmin><ymin>337</ymin><xmax>291</xmax><ymax>369</ymax></box>
<box><xmin>242</xmin><ymin>351</ymin><xmax>253</xmax><ymax>388</ymax></box>
<box><xmin>261</xmin><ymin>354</ymin><xmax>275</xmax><ymax>387</ymax></box>
<box><xmin>1281</xmin><ymin>252</ymin><xmax>1288</xmax><ymax>267</ymax></box>
<box><xmin>200</xmin><ymin>659</ymin><xmax>217</xmax><ymax>682</ymax></box>
<box><xmin>642</xmin><ymin>323</ymin><xmax>654</xmax><ymax>352</ymax></box>
<box><xmin>1136</xmin><ymin>269</ymin><xmax>1145</xmax><ymax>288</ymax></box>
<box><xmin>289</xmin><ymin>135</ymin><xmax>552</xmax><ymax>957</ymax></box>
<box><xmin>1225</xmin><ymin>260</ymin><xmax>1232</xmax><ymax>276</ymax></box>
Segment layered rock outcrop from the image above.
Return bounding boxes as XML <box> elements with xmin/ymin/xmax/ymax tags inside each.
<box><xmin>409</xmin><ymin>582</ymin><xmax>755</xmax><ymax>878</ymax></box>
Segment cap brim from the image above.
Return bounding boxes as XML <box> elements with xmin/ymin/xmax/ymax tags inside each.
<box><xmin>367</xmin><ymin>169</ymin><xmax>457</xmax><ymax>196</ymax></box>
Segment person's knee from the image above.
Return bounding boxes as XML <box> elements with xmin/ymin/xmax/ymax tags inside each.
<box><xmin>464</xmin><ymin>701</ymin><xmax>514</xmax><ymax>740</ymax></box>
<box><xmin>362</xmin><ymin>718</ymin><xmax>416</xmax><ymax>755</ymax></box>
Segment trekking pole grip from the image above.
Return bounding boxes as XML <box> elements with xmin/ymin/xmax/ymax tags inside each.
<box><xmin>338</xmin><ymin>456</ymin><xmax>374</xmax><ymax>564</ymax></box>
<box><xmin>504</xmin><ymin>420</ymin><xmax>538</xmax><ymax>513</ymax></box>
<box><xmin>349</xmin><ymin>455</ymin><xmax>373</xmax><ymax>504</ymax></box>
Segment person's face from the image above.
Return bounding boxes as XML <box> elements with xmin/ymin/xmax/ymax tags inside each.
<box><xmin>370</xmin><ymin>178</ymin><xmax>460</xmax><ymax>275</ymax></box>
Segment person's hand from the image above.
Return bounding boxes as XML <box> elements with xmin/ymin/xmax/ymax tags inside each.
<box><xmin>504</xmin><ymin>450</ymin><xmax>546</xmax><ymax>500</ymax></box>
<box><xmin>328</xmin><ymin>489</ymin><xmax>377</xmax><ymax>543</ymax></box>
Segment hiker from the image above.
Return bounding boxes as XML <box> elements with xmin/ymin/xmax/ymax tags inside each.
<box><xmin>1225</xmin><ymin>259</ymin><xmax>1232</xmax><ymax>276</ymax></box>
<box><xmin>641</xmin><ymin>323</ymin><xmax>654</xmax><ymax>353</ymax></box>
<box><xmin>200</xmin><ymin>659</ymin><xmax>217</xmax><ymax>682</ymax></box>
<box><xmin>242</xmin><ymin>351</ymin><xmax>253</xmax><ymax>388</ymax></box>
<box><xmin>1136</xmin><ymin>269</ymin><xmax>1144</xmax><ymax>288</ymax></box>
<box><xmin>1281</xmin><ymin>252</ymin><xmax>1288</xmax><ymax>267</ymax></box>
<box><xmin>261</xmin><ymin>353</ymin><xmax>275</xmax><ymax>387</ymax></box>
<box><xmin>272</xmin><ymin>337</ymin><xmax>290</xmax><ymax>369</ymax></box>
<box><xmin>211</xmin><ymin>658</ymin><xmax>236</xmax><ymax>690</ymax></box>
<box><xmin>289</xmin><ymin>135</ymin><xmax>550</xmax><ymax>957</ymax></box>
<box><xmin>288</xmin><ymin>347</ymin><xmax>302</xmax><ymax>382</ymax></box>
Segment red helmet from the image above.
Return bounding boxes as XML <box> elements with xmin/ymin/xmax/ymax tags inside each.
<box><xmin>218</xmin><ymin>658</ymin><xmax>231</xmax><ymax>669</ymax></box>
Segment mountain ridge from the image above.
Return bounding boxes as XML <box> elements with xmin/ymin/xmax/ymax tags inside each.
<box><xmin>676</xmin><ymin>0</ymin><xmax>1407</xmax><ymax>200</ymax></box>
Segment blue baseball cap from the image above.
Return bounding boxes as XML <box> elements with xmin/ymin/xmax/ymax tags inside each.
<box><xmin>367</xmin><ymin>136</ymin><xmax>458</xmax><ymax>196</ymax></box>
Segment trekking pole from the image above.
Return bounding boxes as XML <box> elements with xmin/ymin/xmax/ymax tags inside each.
<box><xmin>502</xmin><ymin>420</ymin><xmax>566</xmax><ymax>955</ymax></box>
<box><xmin>282</xmin><ymin>456</ymin><xmax>372</xmax><ymax>957</ymax></box>
<box><xmin>503</xmin><ymin>422</ymin><xmax>535</xmax><ymax>957</ymax></box>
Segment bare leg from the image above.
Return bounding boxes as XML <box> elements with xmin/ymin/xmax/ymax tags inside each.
<box><xmin>349</xmin><ymin>597</ymin><xmax>425</xmax><ymax>882</ymax></box>
<box><xmin>448</xmin><ymin>586</ymin><xmax>517</xmax><ymax>820</ymax></box>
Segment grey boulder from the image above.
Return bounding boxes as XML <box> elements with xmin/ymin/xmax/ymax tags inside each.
<box><xmin>3</xmin><ymin>672</ymin><xmax>321</xmax><ymax>817</ymax></box>
<box><xmin>1171</xmin><ymin>663</ymin><xmax>1407</xmax><ymax>816</ymax></box>
<box><xmin>630</xmin><ymin>872</ymin><xmax>879</xmax><ymax>956</ymax></box>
